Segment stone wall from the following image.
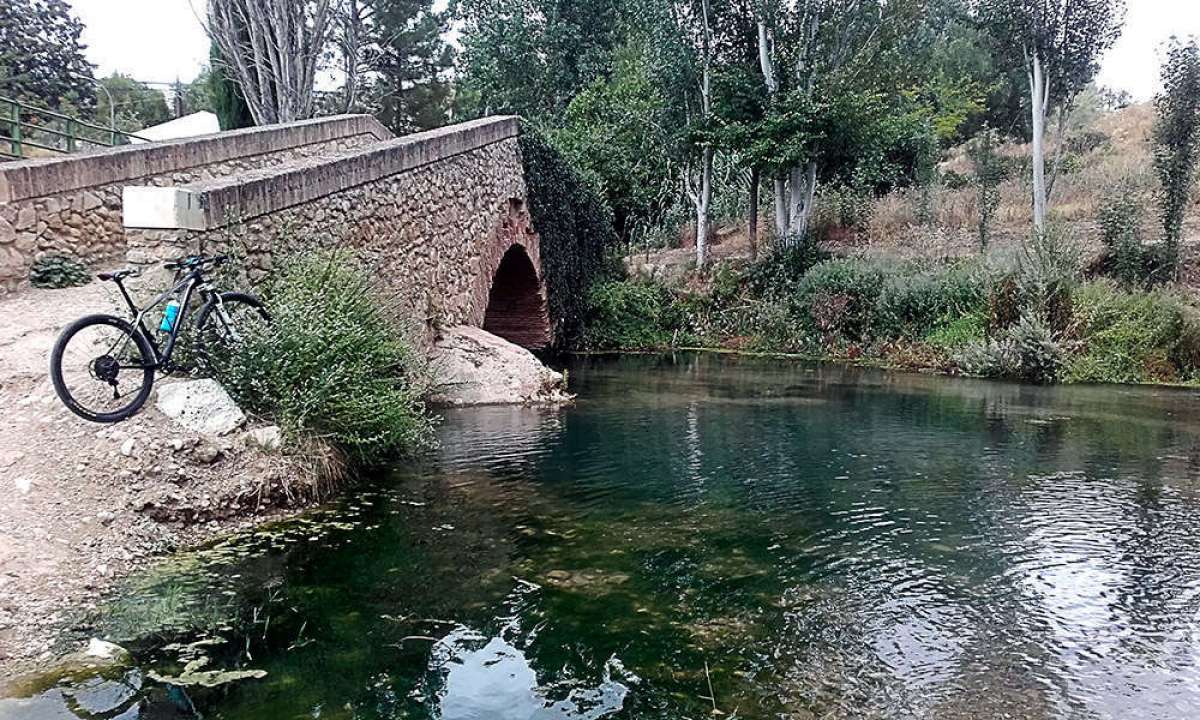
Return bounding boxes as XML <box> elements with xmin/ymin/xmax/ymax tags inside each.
<box><xmin>123</xmin><ymin>117</ymin><xmax>551</xmax><ymax>348</ymax></box>
<box><xmin>0</xmin><ymin>115</ymin><xmax>391</xmax><ymax>293</ymax></box>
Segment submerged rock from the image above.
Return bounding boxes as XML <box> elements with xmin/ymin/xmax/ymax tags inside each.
<box><xmin>156</xmin><ymin>379</ymin><xmax>246</xmax><ymax>436</ymax></box>
<box><xmin>429</xmin><ymin>326</ymin><xmax>573</xmax><ymax>406</ymax></box>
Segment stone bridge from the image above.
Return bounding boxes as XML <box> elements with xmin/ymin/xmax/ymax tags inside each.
<box><xmin>0</xmin><ymin>114</ymin><xmax>601</xmax><ymax>349</ymax></box>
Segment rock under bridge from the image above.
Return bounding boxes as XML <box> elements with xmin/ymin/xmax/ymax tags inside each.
<box><xmin>0</xmin><ymin>114</ymin><xmax>586</xmax><ymax>350</ymax></box>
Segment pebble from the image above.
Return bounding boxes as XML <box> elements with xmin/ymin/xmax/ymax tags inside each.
<box><xmin>97</xmin><ymin>511</ymin><xmax>115</xmax><ymax>525</ymax></box>
<box><xmin>120</xmin><ymin>439</ymin><xmax>136</xmax><ymax>457</ymax></box>
<box><xmin>14</xmin><ymin>477</ymin><xmax>32</xmax><ymax>494</ymax></box>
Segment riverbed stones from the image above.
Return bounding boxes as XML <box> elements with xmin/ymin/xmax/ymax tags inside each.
<box><xmin>156</xmin><ymin>379</ymin><xmax>246</xmax><ymax>436</ymax></box>
<box><xmin>428</xmin><ymin>326</ymin><xmax>572</xmax><ymax>406</ymax></box>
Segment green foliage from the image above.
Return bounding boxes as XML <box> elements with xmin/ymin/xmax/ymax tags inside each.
<box><xmin>549</xmin><ymin>44</ymin><xmax>674</xmax><ymax>239</ymax></box>
<box><xmin>29</xmin><ymin>254</ymin><xmax>90</xmax><ymax>289</ymax></box>
<box><xmin>209</xmin><ymin>44</ymin><xmax>253</xmax><ymax>130</ymax></box>
<box><xmin>955</xmin><ymin>312</ymin><xmax>1066</xmax><ymax>384</ymax></box>
<box><xmin>359</xmin><ymin>0</ymin><xmax>455</xmax><ymax>133</ymax></box>
<box><xmin>968</xmin><ymin>126</ymin><xmax>1003</xmax><ymax>250</ymax></box>
<box><xmin>582</xmin><ymin>280</ymin><xmax>686</xmax><ymax>350</ymax></box>
<box><xmin>924</xmin><ymin>312</ymin><xmax>987</xmax><ymax>350</ymax></box>
<box><xmin>0</xmin><ymin>0</ymin><xmax>95</xmax><ymax>111</ymax></box>
<box><xmin>1152</xmin><ymin>37</ymin><xmax>1200</xmax><ymax>275</ymax></box>
<box><xmin>795</xmin><ymin>259</ymin><xmax>886</xmax><ymax>341</ymax></box>
<box><xmin>519</xmin><ymin>126</ymin><xmax>618</xmax><ymax>347</ymax></box>
<box><xmin>95</xmin><ymin>73</ymin><xmax>171</xmax><ymax>132</ymax></box>
<box><xmin>976</xmin><ymin>0</ymin><xmax>1125</xmax><ymax>116</ymax></box>
<box><xmin>212</xmin><ymin>251</ymin><xmax>434</xmax><ymax>465</ymax></box>
<box><xmin>1016</xmin><ymin>225</ymin><xmax>1082</xmax><ymax>332</ymax></box>
<box><xmin>1097</xmin><ymin>185</ymin><xmax>1156</xmax><ymax>286</ymax></box>
<box><xmin>875</xmin><ymin>263</ymin><xmax>986</xmax><ymax>338</ymax></box>
<box><xmin>744</xmin><ymin>237</ymin><xmax>829</xmax><ymax>297</ymax></box>
<box><xmin>1065</xmin><ymin>282</ymin><xmax>1183</xmax><ymax>383</ymax></box>
<box><xmin>456</xmin><ymin>0</ymin><xmax>627</xmax><ymax>119</ymax></box>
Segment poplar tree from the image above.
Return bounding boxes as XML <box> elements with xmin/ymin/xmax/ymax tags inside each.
<box><xmin>975</xmin><ymin>0</ymin><xmax>1124</xmax><ymax>235</ymax></box>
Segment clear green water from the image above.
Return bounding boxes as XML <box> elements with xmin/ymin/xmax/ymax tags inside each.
<box><xmin>7</xmin><ymin>354</ymin><xmax>1200</xmax><ymax>719</ymax></box>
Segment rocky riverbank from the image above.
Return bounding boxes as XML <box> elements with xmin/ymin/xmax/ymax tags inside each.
<box><xmin>0</xmin><ymin>286</ymin><xmax>574</xmax><ymax>681</ymax></box>
<box><xmin>0</xmin><ymin>284</ymin><xmax>328</xmax><ymax>678</ymax></box>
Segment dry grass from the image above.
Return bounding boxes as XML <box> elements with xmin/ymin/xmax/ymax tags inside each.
<box><xmin>862</xmin><ymin>104</ymin><xmax>1200</xmax><ymax>284</ymax></box>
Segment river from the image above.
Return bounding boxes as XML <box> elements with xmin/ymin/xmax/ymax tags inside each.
<box><xmin>5</xmin><ymin>353</ymin><xmax>1200</xmax><ymax>719</ymax></box>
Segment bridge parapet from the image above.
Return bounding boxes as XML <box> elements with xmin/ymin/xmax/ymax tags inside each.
<box><xmin>0</xmin><ymin>115</ymin><xmax>391</xmax><ymax>292</ymax></box>
<box><xmin>123</xmin><ymin>116</ymin><xmax>552</xmax><ymax>348</ymax></box>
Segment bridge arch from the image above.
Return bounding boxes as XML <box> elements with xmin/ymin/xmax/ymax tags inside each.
<box><xmin>483</xmin><ymin>244</ymin><xmax>550</xmax><ymax>349</ymax></box>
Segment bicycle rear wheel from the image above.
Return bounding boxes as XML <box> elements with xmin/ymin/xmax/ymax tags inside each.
<box><xmin>50</xmin><ymin>314</ymin><xmax>156</xmax><ymax>423</ymax></box>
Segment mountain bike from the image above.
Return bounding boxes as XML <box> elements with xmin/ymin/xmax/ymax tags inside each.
<box><xmin>50</xmin><ymin>254</ymin><xmax>269</xmax><ymax>423</ymax></box>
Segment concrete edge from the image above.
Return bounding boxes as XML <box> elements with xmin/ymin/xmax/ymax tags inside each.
<box><xmin>0</xmin><ymin>114</ymin><xmax>393</xmax><ymax>204</ymax></box>
<box><xmin>123</xmin><ymin>116</ymin><xmax>520</xmax><ymax>231</ymax></box>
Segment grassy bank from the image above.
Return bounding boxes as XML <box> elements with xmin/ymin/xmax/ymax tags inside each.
<box><xmin>582</xmin><ymin>241</ymin><xmax>1200</xmax><ymax>386</ymax></box>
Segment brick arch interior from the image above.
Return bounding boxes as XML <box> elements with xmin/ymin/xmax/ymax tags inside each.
<box><xmin>483</xmin><ymin>244</ymin><xmax>551</xmax><ymax>349</ymax></box>
<box><xmin>473</xmin><ymin>198</ymin><xmax>551</xmax><ymax>349</ymax></box>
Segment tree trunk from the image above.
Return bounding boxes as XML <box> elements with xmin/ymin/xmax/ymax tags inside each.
<box><xmin>748</xmin><ymin>166</ymin><xmax>760</xmax><ymax>262</ymax></box>
<box><xmin>1030</xmin><ymin>52</ymin><xmax>1048</xmax><ymax>235</ymax></box>
<box><xmin>696</xmin><ymin>146</ymin><xmax>713</xmax><ymax>269</ymax></box>
<box><xmin>786</xmin><ymin>162</ymin><xmax>818</xmax><ymax>239</ymax></box>
<box><xmin>773</xmin><ymin>176</ymin><xmax>789</xmax><ymax>240</ymax></box>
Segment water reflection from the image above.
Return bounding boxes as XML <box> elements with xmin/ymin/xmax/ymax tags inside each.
<box><xmin>6</xmin><ymin>353</ymin><xmax>1200</xmax><ymax>719</ymax></box>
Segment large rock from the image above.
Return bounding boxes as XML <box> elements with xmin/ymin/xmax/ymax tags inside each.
<box><xmin>156</xmin><ymin>379</ymin><xmax>246</xmax><ymax>435</ymax></box>
<box><xmin>429</xmin><ymin>326</ymin><xmax>573</xmax><ymax>406</ymax></box>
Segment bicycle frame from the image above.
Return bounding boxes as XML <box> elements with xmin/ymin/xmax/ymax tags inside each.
<box><xmin>109</xmin><ymin>267</ymin><xmax>221</xmax><ymax>372</ymax></box>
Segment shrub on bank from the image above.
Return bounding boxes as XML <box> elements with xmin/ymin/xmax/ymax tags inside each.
<box><xmin>582</xmin><ymin>279</ymin><xmax>688</xmax><ymax>350</ymax></box>
<box><xmin>212</xmin><ymin>251</ymin><xmax>435</xmax><ymax>464</ymax></box>
<box><xmin>1065</xmin><ymin>281</ymin><xmax>1184</xmax><ymax>383</ymax></box>
<box><xmin>581</xmin><ymin>245</ymin><xmax>1200</xmax><ymax>387</ymax></box>
<box><xmin>955</xmin><ymin>313</ymin><xmax>1067</xmax><ymax>384</ymax></box>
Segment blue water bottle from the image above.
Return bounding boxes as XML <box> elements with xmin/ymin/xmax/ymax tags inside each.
<box><xmin>160</xmin><ymin>299</ymin><xmax>181</xmax><ymax>332</ymax></box>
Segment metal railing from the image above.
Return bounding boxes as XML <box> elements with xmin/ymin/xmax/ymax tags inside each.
<box><xmin>0</xmin><ymin>96</ymin><xmax>151</xmax><ymax>161</ymax></box>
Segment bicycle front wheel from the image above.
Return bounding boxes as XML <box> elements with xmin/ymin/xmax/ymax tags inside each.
<box><xmin>50</xmin><ymin>314</ymin><xmax>157</xmax><ymax>423</ymax></box>
<box><xmin>194</xmin><ymin>292</ymin><xmax>271</xmax><ymax>371</ymax></box>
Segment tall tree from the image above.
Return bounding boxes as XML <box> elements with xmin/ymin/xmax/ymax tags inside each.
<box><xmin>753</xmin><ymin>0</ymin><xmax>927</xmax><ymax>243</ymax></box>
<box><xmin>0</xmin><ymin>0</ymin><xmax>95</xmax><ymax>111</ymax></box>
<box><xmin>208</xmin><ymin>44</ymin><xmax>255</xmax><ymax>130</ymax></box>
<box><xmin>95</xmin><ymin>74</ymin><xmax>171</xmax><ymax>131</ymax></box>
<box><xmin>205</xmin><ymin>0</ymin><xmax>333</xmax><ymax>125</ymax></box>
<box><xmin>1152</xmin><ymin>37</ymin><xmax>1200</xmax><ymax>278</ymax></box>
<box><xmin>975</xmin><ymin>0</ymin><xmax>1124</xmax><ymax>234</ymax></box>
<box><xmin>457</xmin><ymin>0</ymin><xmax>628</xmax><ymax>120</ymax></box>
<box><xmin>329</xmin><ymin>0</ymin><xmax>454</xmax><ymax>132</ymax></box>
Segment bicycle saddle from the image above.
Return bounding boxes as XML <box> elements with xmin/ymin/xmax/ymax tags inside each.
<box><xmin>97</xmin><ymin>268</ymin><xmax>140</xmax><ymax>281</ymax></box>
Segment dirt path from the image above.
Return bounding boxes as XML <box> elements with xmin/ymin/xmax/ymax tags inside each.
<box><xmin>0</xmin><ymin>282</ymin><xmax>303</xmax><ymax>678</ymax></box>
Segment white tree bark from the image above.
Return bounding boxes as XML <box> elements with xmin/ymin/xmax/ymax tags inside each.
<box><xmin>692</xmin><ymin>0</ymin><xmax>715</xmax><ymax>268</ymax></box>
<box><xmin>757</xmin><ymin>20</ymin><xmax>790</xmax><ymax>240</ymax></box>
<box><xmin>1029</xmin><ymin>50</ymin><xmax>1049</xmax><ymax>235</ymax></box>
<box><xmin>206</xmin><ymin>0</ymin><xmax>333</xmax><ymax>125</ymax></box>
<box><xmin>787</xmin><ymin>161</ymin><xmax>818</xmax><ymax>238</ymax></box>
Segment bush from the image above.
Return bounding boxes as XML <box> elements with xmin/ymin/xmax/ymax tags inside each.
<box><xmin>955</xmin><ymin>312</ymin><xmax>1066</xmax><ymax>384</ymax></box>
<box><xmin>30</xmin><ymin>254</ymin><xmax>90</xmax><ymax>288</ymax></box>
<box><xmin>874</xmin><ymin>262</ymin><xmax>986</xmax><ymax>338</ymax></box>
<box><xmin>795</xmin><ymin>258</ymin><xmax>885</xmax><ymax>341</ymax></box>
<box><xmin>1016</xmin><ymin>226</ymin><xmax>1082</xmax><ymax>333</ymax></box>
<box><xmin>582</xmin><ymin>280</ymin><xmax>687</xmax><ymax>350</ymax></box>
<box><xmin>211</xmin><ymin>251</ymin><xmax>434</xmax><ymax>464</ymax></box>
<box><xmin>744</xmin><ymin>237</ymin><xmax>828</xmax><ymax>297</ymax></box>
<box><xmin>1098</xmin><ymin>187</ymin><xmax>1157</xmax><ymax>286</ymax></box>
<box><xmin>1065</xmin><ymin>281</ymin><xmax>1184</xmax><ymax>384</ymax></box>
<box><xmin>924</xmin><ymin>312</ymin><xmax>987</xmax><ymax>350</ymax></box>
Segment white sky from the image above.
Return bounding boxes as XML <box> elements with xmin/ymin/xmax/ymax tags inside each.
<box><xmin>70</xmin><ymin>0</ymin><xmax>1200</xmax><ymax>101</ymax></box>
